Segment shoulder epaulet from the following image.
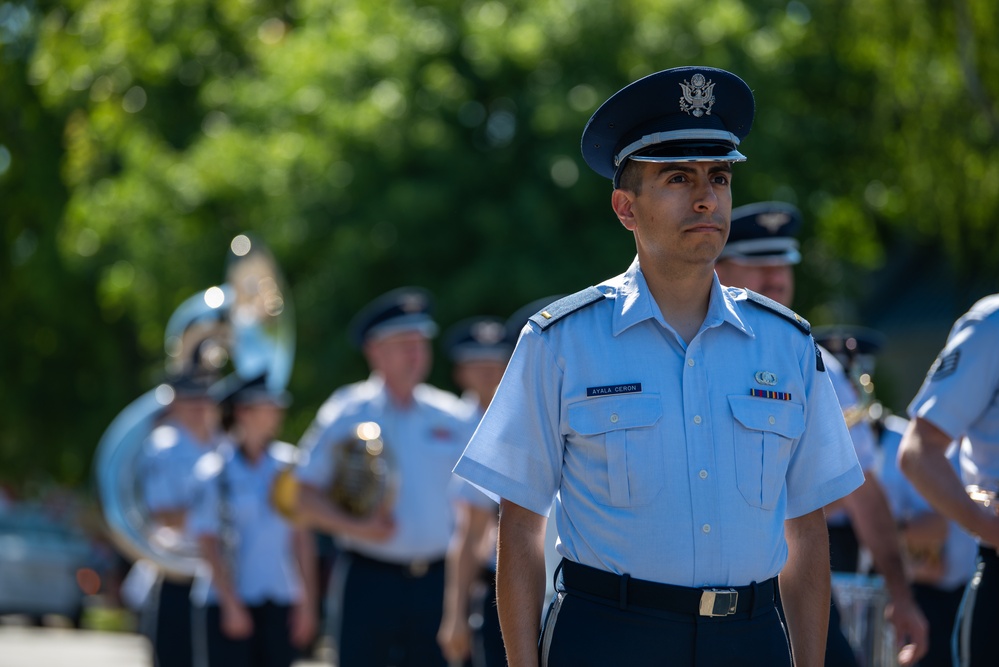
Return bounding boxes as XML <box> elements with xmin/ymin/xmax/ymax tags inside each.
<box><xmin>743</xmin><ymin>290</ymin><xmax>811</xmax><ymax>335</ymax></box>
<box><xmin>743</xmin><ymin>290</ymin><xmax>825</xmax><ymax>372</ymax></box>
<box><xmin>529</xmin><ymin>287</ymin><xmax>606</xmax><ymax>331</ymax></box>
<box><xmin>268</xmin><ymin>440</ymin><xmax>300</xmax><ymax>466</ymax></box>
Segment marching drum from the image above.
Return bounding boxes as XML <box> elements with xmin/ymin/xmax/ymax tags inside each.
<box><xmin>831</xmin><ymin>572</ymin><xmax>898</xmax><ymax>667</ymax></box>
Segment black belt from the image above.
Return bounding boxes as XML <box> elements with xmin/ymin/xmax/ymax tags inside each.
<box><xmin>978</xmin><ymin>545</ymin><xmax>999</xmax><ymax>562</ymax></box>
<box><xmin>560</xmin><ymin>559</ymin><xmax>776</xmax><ymax>617</ymax></box>
<box><xmin>346</xmin><ymin>551</ymin><xmax>446</xmax><ymax>578</ymax></box>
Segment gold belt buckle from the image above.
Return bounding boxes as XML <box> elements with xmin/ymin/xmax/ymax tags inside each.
<box><xmin>408</xmin><ymin>560</ymin><xmax>429</xmax><ymax>577</ymax></box>
<box><xmin>699</xmin><ymin>588</ymin><xmax>739</xmax><ymax>617</ymax></box>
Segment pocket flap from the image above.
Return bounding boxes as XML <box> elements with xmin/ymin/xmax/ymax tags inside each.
<box><xmin>729</xmin><ymin>395</ymin><xmax>805</xmax><ymax>439</ymax></box>
<box><xmin>567</xmin><ymin>394</ymin><xmax>662</xmax><ymax>435</ymax></box>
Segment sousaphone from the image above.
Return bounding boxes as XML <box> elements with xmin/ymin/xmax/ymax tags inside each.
<box><xmin>95</xmin><ymin>234</ymin><xmax>295</xmax><ymax>580</ymax></box>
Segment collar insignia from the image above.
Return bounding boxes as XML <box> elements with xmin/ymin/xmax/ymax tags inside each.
<box><xmin>679</xmin><ymin>73</ymin><xmax>715</xmax><ymax>118</ymax></box>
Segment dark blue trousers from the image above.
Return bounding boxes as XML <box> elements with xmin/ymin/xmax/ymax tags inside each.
<box><xmin>470</xmin><ymin>572</ymin><xmax>505</xmax><ymax>667</ymax></box>
<box><xmin>912</xmin><ymin>582</ymin><xmax>964</xmax><ymax>667</ymax></box>
<box><xmin>195</xmin><ymin>601</ymin><xmax>299</xmax><ymax>667</ymax></box>
<box><xmin>541</xmin><ymin>563</ymin><xmax>790</xmax><ymax>667</ymax></box>
<box><xmin>333</xmin><ymin>553</ymin><xmax>448</xmax><ymax>667</ymax></box>
<box><xmin>147</xmin><ymin>578</ymin><xmax>194</xmax><ymax>667</ymax></box>
<box><xmin>956</xmin><ymin>547</ymin><xmax>999</xmax><ymax>667</ymax></box>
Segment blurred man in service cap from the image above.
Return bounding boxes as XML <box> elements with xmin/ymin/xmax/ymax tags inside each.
<box><xmin>438</xmin><ymin>316</ymin><xmax>514</xmax><ymax>667</ymax></box>
<box><xmin>295</xmin><ymin>287</ymin><xmax>470</xmax><ymax>667</ymax></box>
<box><xmin>715</xmin><ymin>202</ymin><xmax>928</xmax><ymax>666</ymax></box>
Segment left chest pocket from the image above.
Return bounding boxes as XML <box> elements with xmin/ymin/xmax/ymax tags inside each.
<box><xmin>567</xmin><ymin>394</ymin><xmax>663</xmax><ymax>507</ymax></box>
<box><xmin>729</xmin><ymin>396</ymin><xmax>805</xmax><ymax>510</ymax></box>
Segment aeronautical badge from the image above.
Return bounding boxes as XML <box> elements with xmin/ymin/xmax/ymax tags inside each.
<box><xmin>679</xmin><ymin>73</ymin><xmax>715</xmax><ymax>117</ymax></box>
<box><xmin>755</xmin><ymin>371</ymin><xmax>778</xmax><ymax>386</ymax></box>
<box><xmin>929</xmin><ymin>350</ymin><xmax>960</xmax><ymax>381</ymax></box>
<box><xmin>757</xmin><ymin>212</ymin><xmax>792</xmax><ymax>234</ymax></box>
<box><xmin>400</xmin><ymin>292</ymin><xmax>426</xmax><ymax>313</ymax></box>
<box><xmin>471</xmin><ymin>320</ymin><xmax>505</xmax><ymax>345</ymax></box>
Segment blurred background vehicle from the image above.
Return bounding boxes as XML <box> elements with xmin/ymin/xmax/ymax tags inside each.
<box><xmin>0</xmin><ymin>504</ymin><xmax>102</xmax><ymax>628</ymax></box>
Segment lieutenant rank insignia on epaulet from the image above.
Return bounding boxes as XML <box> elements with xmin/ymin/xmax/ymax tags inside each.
<box><xmin>743</xmin><ymin>290</ymin><xmax>825</xmax><ymax>372</ymax></box>
<box><xmin>529</xmin><ymin>287</ymin><xmax>606</xmax><ymax>331</ymax></box>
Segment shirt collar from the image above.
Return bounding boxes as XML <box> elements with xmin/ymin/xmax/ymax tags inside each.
<box><xmin>609</xmin><ymin>256</ymin><xmax>754</xmax><ymax>338</ymax></box>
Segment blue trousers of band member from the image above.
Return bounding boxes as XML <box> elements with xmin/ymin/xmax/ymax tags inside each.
<box><xmin>541</xmin><ymin>567</ymin><xmax>790</xmax><ymax>666</ymax></box>
<box><xmin>146</xmin><ymin>578</ymin><xmax>194</xmax><ymax>667</ymax></box>
<box><xmin>193</xmin><ymin>601</ymin><xmax>299</xmax><ymax>667</ymax></box>
<box><xmin>774</xmin><ymin>576</ymin><xmax>858</xmax><ymax>667</ymax></box>
<box><xmin>470</xmin><ymin>571</ymin><xmax>505</xmax><ymax>667</ymax></box>
<box><xmin>956</xmin><ymin>546</ymin><xmax>999</xmax><ymax>667</ymax></box>
<box><xmin>912</xmin><ymin>582</ymin><xmax>964</xmax><ymax>667</ymax></box>
<box><xmin>333</xmin><ymin>553</ymin><xmax>448</xmax><ymax>667</ymax></box>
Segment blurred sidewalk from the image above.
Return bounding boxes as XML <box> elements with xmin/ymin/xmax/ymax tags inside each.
<box><xmin>0</xmin><ymin>623</ymin><xmax>330</xmax><ymax>667</ymax></box>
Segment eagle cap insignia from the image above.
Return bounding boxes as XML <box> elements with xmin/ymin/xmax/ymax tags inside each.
<box><xmin>679</xmin><ymin>73</ymin><xmax>716</xmax><ymax>117</ymax></box>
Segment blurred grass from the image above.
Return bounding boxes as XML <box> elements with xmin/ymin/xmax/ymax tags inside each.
<box><xmin>81</xmin><ymin>601</ymin><xmax>137</xmax><ymax>633</ymax></box>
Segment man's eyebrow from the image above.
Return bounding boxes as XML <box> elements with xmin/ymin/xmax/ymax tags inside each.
<box><xmin>655</xmin><ymin>163</ymin><xmax>733</xmax><ymax>176</ymax></box>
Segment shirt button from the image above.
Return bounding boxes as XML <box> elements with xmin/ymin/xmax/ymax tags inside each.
<box><xmin>702</xmin><ymin>524</ymin><xmax>711</xmax><ymax>533</ymax></box>
<box><xmin>699</xmin><ymin>470</ymin><xmax>708</xmax><ymax>479</ymax></box>
<box><xmin>610</xmin><ymin>413</ymin><xmax>619</xmax><ymax>423</ymax></box>
<box><xmin>769</xmin><ymin>416</ymin><xmax>776</xmax><ymax>425</ymax></box>
<box><xmin>687</xmin><ymin>358</ymin><xmax>695</xmax><ymax>367</ymax></box>
<box><xmin>693</xmin><ymin>415</ymin><xmax>702</xmax><ymax>425</ymax></box>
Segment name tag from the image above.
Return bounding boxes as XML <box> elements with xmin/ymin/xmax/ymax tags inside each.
<box><xmin>586</xmin><ymin>383</ymin><xmax>642</xmax><ymax>397</ymax></box>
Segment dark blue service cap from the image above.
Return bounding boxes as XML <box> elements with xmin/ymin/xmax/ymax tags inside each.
<box><xmin>163</xmin><ymin>367</ymin><xmax>220</xmax><ymax>399</ymax></box>
<box><xmin>210</xmin><ymin>372</ymin><xmax>291</xmax><ymax>408</ymax></box>
<box><xmin>348</xmin><ymin>286</ymin><xmax>438</xmax><ymax>348</ymax></box>
<box><xmin>443</xmin><ymin>317</ymin><xmax>514</xmax><ymax>364</ymax></box>
<box><xmin>581</xmin><ymin>66</ymin><xmax>755</xmax><ymax>187</ymax></box>
<box><xmin>720</xmin><ymin>201</ymin><xmax>802</xmax><ymax>266</ymax></box>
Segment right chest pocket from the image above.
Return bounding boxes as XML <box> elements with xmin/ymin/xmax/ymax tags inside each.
<box><xmin>567</xmin><ymin>394</ymin><xmax>663</xmax><ymax>507</ymax></box>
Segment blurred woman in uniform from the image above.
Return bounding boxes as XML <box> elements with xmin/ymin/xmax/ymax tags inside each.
<box><xmin>189</xmin><ymin>373</ymin><xmax>317</xmax><ymax>667</ymax></box>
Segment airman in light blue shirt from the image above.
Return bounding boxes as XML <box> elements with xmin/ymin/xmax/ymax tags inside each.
<box><xmin>900</xmin><ymin>293</ymin><xmax>999</xmax><ymax>666</ymax></box>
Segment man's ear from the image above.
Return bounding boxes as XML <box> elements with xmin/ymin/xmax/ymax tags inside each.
<box><xmin>611</xmin><ymin>188</ymin><xmax>638</xmax><ymax>231</ymax></box>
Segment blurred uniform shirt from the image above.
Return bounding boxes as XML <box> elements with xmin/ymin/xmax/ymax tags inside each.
<box><xmin>188</xmin><ymin>440</ymin><xmax>303</xmax><ymax>606</ymax></box>
<box><xmin>297</xmin><ymin>374</ymin><xmax>470</xmax><ymax>563</ymax></box>
<box><xmin>908</xmin><ymin>294</ymin><xmax>999</xmax><ymax>491</ymax></box>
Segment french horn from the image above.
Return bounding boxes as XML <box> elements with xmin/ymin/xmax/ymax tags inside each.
<box><xmin>329</xmin><ymin>421</ymin><xmax>398</xmax><ymax>518</ymax></box>
<box><xmin>271</xmin><ymin>422</ymin><xmax>398</xmax><ymax>522</ymax></box>
<box><xmin>94</xmin><ymin>234</ymin><xmax>295</xmax><ymax>580</ymax></box>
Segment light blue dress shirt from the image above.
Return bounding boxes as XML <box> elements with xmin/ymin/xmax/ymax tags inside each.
<box><xmin>297</xmin><ymin>374</ymin><xmax>471</xmax><ymax>563</ymax></box>
<box><xmin>877</xmin><ymin>415</ymin><xmax>978</xmax><ymax>591</ymax></box>
<box><xmin>908</xmin><ymin>294</ymin><xmax>999</xmax><ymax>491</ymax></box>
<box><xmin>455</xmin><ymin>257</ymin><xmax>864</xmax><ymax>587</ymax></box>
<box><xmin>142</xmin><ymin>420</ymin><xmax>215</xmax><ymax>513</ymax></box>
<box><xmin>188</xmin><ymin>440</ymin><xmax>303</xmax><ymax>606</ymax></box>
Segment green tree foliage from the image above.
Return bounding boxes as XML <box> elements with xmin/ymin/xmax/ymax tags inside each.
<box><xmin>1</xmin><ymin>0</ymin><xmax>996</xmax><ymax>488</ymax></box>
